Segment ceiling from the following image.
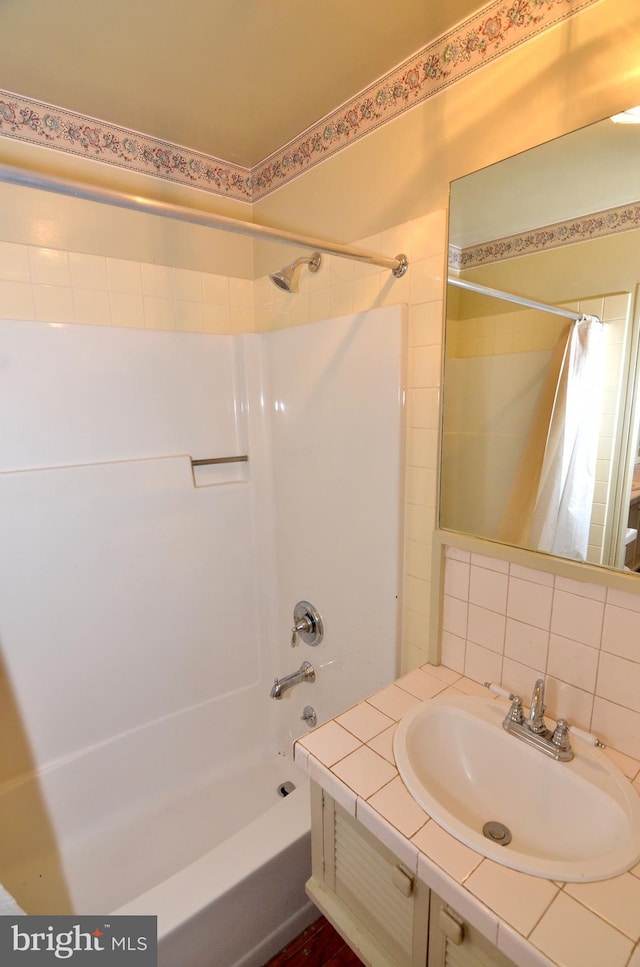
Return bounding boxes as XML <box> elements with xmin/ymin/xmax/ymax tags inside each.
<box><xmin>1</xmin><ymin>0</ymin><xmax>482</xmax><ymax>168</ymax></box>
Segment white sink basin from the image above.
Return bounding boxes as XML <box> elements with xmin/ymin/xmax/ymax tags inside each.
<box><xmin>393</xmin><ymin>693</ymin><xmax>640</xmax><ymax>882</ymax></box>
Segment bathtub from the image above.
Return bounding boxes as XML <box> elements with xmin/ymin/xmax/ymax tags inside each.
<box><xmin>116</xmin><ymin>757</ymin><xmax>315</xmax><ymax>967</ymax></box>
<box><xmin>0</xmin><ymin>693</ymin><xmax>316</xmax><ymax>967</ymax></box>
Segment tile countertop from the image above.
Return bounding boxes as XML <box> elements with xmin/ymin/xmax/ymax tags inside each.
<box><xmin>293</xmin><ymin>663</ymin><xmax>640</xmax><ymax>967</ymax></box>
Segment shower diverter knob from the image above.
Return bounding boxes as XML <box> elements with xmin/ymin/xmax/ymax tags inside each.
<box><xmin>290</xmin><ymin>601</ymin><xmax>324</xmax><ymax>647</ymax></box>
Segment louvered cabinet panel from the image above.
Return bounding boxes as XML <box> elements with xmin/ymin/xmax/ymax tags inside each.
<box><xmin>334</xmin><ymin>806</ymin><xmax>416</xmax><ymax>965</ymax></box>
<box><xmin>428</xmin><ymin>894</ymin><xmax>517</xmax><ymax>967</ymax></box>
<box><xmin>306</xmin><ymin>782</ymin><xmax>429</xmax><ymax>967</ymax></box>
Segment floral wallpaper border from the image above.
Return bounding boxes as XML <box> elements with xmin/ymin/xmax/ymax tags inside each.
<box><xmin>448</xmin><ymin>199</ymin><xmax>640</xmax><ymax>269</ymax></box>
<box><xmin>0</xmin><ymin>0</ymin><xmax>600</xmax><ymax>203</ymax></box>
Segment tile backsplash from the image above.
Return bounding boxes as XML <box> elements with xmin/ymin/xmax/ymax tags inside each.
<box><xmin>441</xmin><ymin>545</ymin><xmax>640</xmax><ymax>761</ymax></box>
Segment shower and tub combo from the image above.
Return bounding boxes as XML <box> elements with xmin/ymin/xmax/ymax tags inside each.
<box><xmin>0</xmin><ymin>209</ymin><xmax>406</xmax><ymax>967</ymax></box>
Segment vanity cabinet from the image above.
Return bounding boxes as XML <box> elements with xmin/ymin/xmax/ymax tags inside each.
<box><xmin>306</xmin><ymin>783</ymin><xmax>516</xmax><ymax>967</ymax></box>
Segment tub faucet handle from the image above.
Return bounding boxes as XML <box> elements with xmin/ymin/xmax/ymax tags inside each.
<box><xmin>290</xmin><ymin>601</ymin><xmax>324</xmax><ymax>647</ymax></box>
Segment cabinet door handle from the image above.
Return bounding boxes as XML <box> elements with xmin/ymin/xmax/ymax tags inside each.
<box><xmin>439</xmin><ymin>907</ymin><xmax>465</xmax><ymax>945</ymax></box>
<box><xmin>391</xmin><ymin>865</ymin><xmax>414</xmax><ymax>897</ymax></box>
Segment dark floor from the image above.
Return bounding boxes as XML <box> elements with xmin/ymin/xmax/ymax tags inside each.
<box><xmin>263</xmin><ymin>916</ymin><xmax>364</xmax><ymax>967</ymax></box>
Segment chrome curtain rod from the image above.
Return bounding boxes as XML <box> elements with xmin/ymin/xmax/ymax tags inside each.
<box><xmin>0</xmin><ymin>162</ymin><xmax>408</xmax><ymax>278</ymax></box>
<box><xmin>448</xmin><ymin>276</ymin><xmax>584</xmax><ymax>323</ymax></box>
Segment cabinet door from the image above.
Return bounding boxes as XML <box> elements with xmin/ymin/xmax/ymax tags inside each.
<box><xmin>307</xmin><ymin>783</ymin><xmax>429</xmax><ymax>967</ymax></box>
<box><xmin>428</xmin><ymin>893</ymin><xmax>517</xmax><ymax>967</ymax></box>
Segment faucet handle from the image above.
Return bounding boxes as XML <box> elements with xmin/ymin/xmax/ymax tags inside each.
<box><xmin>551</xmin><ymin>718</ymin><xmax>571</xmax><ymax>752</ymax></box>
<box><xmin>291</xmin><ymin>601</ymin><xmax>324</xmax><ymax>647</ymax></box>
<box><xmin>569</xmin><ymin>724</ymin><xmax>606</xmax><ymax>750</ymax></box>
<box><xmin>484</xmin><ymin>682</ymin><xmax>517</xmax><ymax>701</ymax></box>
<box><xmin>504</xmin><ymin>696</ymin><xmax>525</xmax><ymax>725</ymax></box>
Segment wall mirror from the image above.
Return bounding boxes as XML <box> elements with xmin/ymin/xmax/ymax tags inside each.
<box><xmin>441</xmin><ymin>106</ymin><xmax>640</xmax><ymax>573</ymax></box>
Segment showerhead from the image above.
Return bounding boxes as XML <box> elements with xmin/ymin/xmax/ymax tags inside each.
<box><xmin>269</xmin><ymin>252</ymin><xmax>321</xmax><ymax>294</ymax></box>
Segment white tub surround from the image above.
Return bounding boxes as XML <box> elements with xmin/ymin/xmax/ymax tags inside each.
<box><xmin>0</xmin><ymin>306</ymin><xmax>404</xmax><ymax>967</ymax></box>
<box><xmin>294</xmin><ymin>665</ymin><xmax>640</xmax><ymax>967</ymax></box>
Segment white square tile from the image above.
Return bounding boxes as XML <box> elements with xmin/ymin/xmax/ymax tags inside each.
<box><xmin>202</xmin><ymin>272</ymin><xmax>229</xmax><ymax>305</ymax></box>
<box><xmin>465</xmin><ymin>860</ymin><xmax>558</xmax><ymax>936</ymax></box>
<box><xmin>554</xmin><ymin>576</ymin><xmax>606</xmax><ymax>601</ymax></box>
<box><xmin>69</xmin><ymin>252</ymin><xmax>109</xmax><ymax>290</ymax></box>
<box><xmin>356</xmin><ymin>798</ymin><xmax>419</xmax><ymax>872</ymax></box>
<box><xmin>0</xmin><ymin>241</ymin><xmax>29</xmax><ymax>282</ymax></box>
<box><xmin>29</xmin><ymin>247</ymin><xmax>70</xmax><ymax>286</ymax></box>
<box><xmin>173</xmin><ymin>267</ymin><xmax>203</xmax><ymax>301</ymax></box>
<box><xmin>444</xmin><ymin>559</ymin><xmax>470</xmax><ymax>600</ymax></box>
<box><xmin>33</xmin><ymin>284</ymin><xmax>74</xmax><ymax>323</ymax></box>
<box><xmin>502</xmin><ymin>659</ymin><xmax>545</xmax><ymax>703</ymax></box>
<box><xmin>73</xmin><ymin>288</ymin><xmax>111</xmax><ymax>326</ymax></box>
<box><xmin>142</xmin><ymin>262</ymin><xmax>173</xmax><ymax>298</ymax></box>
<box><xmin>336</xmin><ymin>701</ymin><xmax>395</xmax><ymax>742</ymax></box>
<box><xmin>597</xmin><ymin>651</ymin><xmax>640</xmax><ymax>712</ymax></box>
<box><xmin>530</xmin><ymin>892</ymin><xmax>633</xmax><ymax>967</ymax></box>
<box><xmin>470</xmin><ymin>565</ymin><xmax>508</xmax><ymax>614</ymax></box>
<box><xmin>110</xmin><ymin>291</ymin><xmax>145</xmax><ymax>328</ymax></box>
<box><xmin>367</xmin><ymin>775</ymin><xmax>429</xmax><ymax>837</ymax></box>
<box><xmin>607</xmin><ymin>587</ymin><xmax>640</xmax><ymax>615</ymax></box>
<box><xmin>467</xmin><ymin>604</ymin><xmax>506</xmax><ymax>654</ymax></box>
<box><xmin>470</xmin><ymin>553</ymin><xmax>509</xmax><ymax>574</ymax></box>
<box><xmin>507</xmin><ymin>577</ymin><xmax>553</xmax><ymax>630</ymax></box>
<box><xmin>565</xmin><ymin>872</ymin><xmax>640</xmax><ymax>940</ymax></box>
<box><xmin>453</xmin><ymin>676</ymin><xmax>491</xmax><ymax>697</ymax></box>
<box><xmin>412</xmin><ymin>821</ymin><xmax>482</xmax><ymax>882</ymax></box>
<box><xmin>543</xmin><ymin>677</ymin><xmax>593</xmax><ymax>730</ymax></box>
<box><xmin>442</xmin><ymin>594</ymin><xmax>468</xmax><ymax>638</ymax></box>
<box><xmin>420</xmin><ymin>663</ymin><xmax>461</xmax><ymax>684</ymax></box>
<box><xmin>550</xmin><ymin>590</ymin><xmax>604</xmax><ymax>648</ymax></box>
<box><xmin>366</xmin><ymin>724</ymin><xmax>396</xmax><ymax>764</ymax></box>
<box><xmin>418</xmin><ymin>854</ymin><xmax>499</xmax><ymax>945</ymax></box>
<box><xmin>504</xmin><ymin>618</ymin><xmax>549</xmax><ymax>670</ymax></box>
<box><xmin>143</xmin><ymin>295</ymin><xmax>174</xmax><ymax>330</ymax></box>
<box><xmin>0</xmin><ymin>280</ymin><xmax>34</xmax><ymax>319</ymax></box>
<box><xmin>497</xmin><ymin>921</ymin><xmax>555</xmax><ymax>967</ymax></box>
<box><xmin>602</xmin><ymin>604</ymin><xmax>640</xmax><ymax>662</ymax></box>
<box><xmin>229</xmin><ymin>276</ymin><xmax>253</xmax><ymax>308</ymax></box>
<box><xmin>464</xmin><ymin>642</ymin><xmax>503</xmax><ymax>686</ymax></box>
<box><xmin>331</xmin><ymin>746</ymin><xmax>397</xmax><ymax>799</ymax></box>
<box><xmin>509</xmin><ymin>563</ymin><xmax>554</xmax><ymax>587</ymax></box>
<box><xmin>396</xmin><ymin>668</ymin><xmax>449</xmax><ymax>700</ymax></box>
<box><xmin>603</xmin><ymin>745</ymin><xmax>640</xmax><ymax>781</ymax></box>
<box><xmin>308</xmin><ymin>757</ymin><xmax>356</xmax><ymax>816</ymax></box>
<box><xmin>296</xmin><ymin>720</ymin><xmax>362</xmax><ymax>766</ymax></box>
<box><xmin>592</xmin><ymin>698</ymin><xmax>640</xmax><ymax>760</ymax></box>
<box><xmin>367</xmin><ymin>683</ymin><xmax>422</xmax><ymax>720</ymax></box>
<box><xmin>174</xmin><ymin>299</ymin><xmax>204</xmax><ymax>332</ymax></box>
<box><xmin>107</xmin><ymin>257</ymin><xmax>142</xmax><ymax>294</ymax></box>
<box><xmin>445</xmin><ymin>546</ymin><xmax>470</xmax><ymax>563</ymax></box>
<box><xmin>547</xmin><ymin>633</ymin><xmax>599</xmax><ymax>692</ymax></box>
<box><xmin>440</xmin><ymin>632</ymin><xmax>465</xmax><ymax>673</ymax></box>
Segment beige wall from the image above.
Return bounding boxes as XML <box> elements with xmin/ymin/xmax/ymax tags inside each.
<box><xmin>1</xmin><ymin>0</ymin><xmax>640</xmax><ymax>676</ymax></box>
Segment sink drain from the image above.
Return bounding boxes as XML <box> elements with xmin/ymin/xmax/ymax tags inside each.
<box><xmin>483</xmin><ymin>821</ymin><xmax>512</xmax><ymax>846</ymax></box>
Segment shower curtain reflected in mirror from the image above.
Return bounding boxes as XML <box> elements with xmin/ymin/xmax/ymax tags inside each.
<box><xmin>498</xmin><ymin>315</ymin><xmax>606</xmax><ymax>561</ymax></box>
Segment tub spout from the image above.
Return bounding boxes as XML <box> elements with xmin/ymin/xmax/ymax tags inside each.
<box><xmin>270</xmin><ymin>661</ymin><xmax>315</xmax><ymax>699</ymax></box>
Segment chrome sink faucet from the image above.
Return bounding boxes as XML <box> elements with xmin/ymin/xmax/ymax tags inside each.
<box><xmin>502</xmin><ymin>677</ymin><xmax>573</xmax><ymax>761</ymax></box>
<box><xmin>485</xmin><ymin>679</ymin><xmax>606</xmax><ymax>761</ymax></box>
<box><xmin>527</xmin><ymin>678</ymin><xmax>548</xmax><ymax>734</ymax></box>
